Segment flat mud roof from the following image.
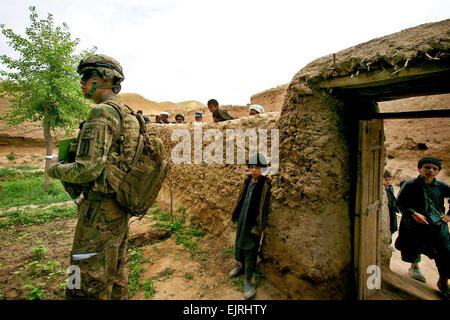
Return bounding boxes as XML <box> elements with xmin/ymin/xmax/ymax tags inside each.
<box><xmin>293</xmin><ymin>19</ymin><xmax>450</xmax><ymax>101</ymax></box>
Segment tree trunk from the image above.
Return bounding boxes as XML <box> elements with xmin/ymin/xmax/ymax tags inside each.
<box><xmin>43</xmin><ymin>109</ymin><xmax>53</xmax><ymax>192</ymax></box>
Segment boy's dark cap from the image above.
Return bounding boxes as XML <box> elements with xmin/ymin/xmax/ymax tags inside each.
<box><xmin>248</xmin><ymin>153</ymin><xmax>268</xmax><ymax>168</ymax></box>
<box><xmin>383</xmin><ymin>170</ymin><xmax>392</xmax><ymax>178</ymax></box>
<box><xmin>418</xmin><ymin>157</ymin><xmax>441</xmax><ymax>170</ymax></box>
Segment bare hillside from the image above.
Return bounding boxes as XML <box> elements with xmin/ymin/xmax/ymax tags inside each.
<box><xmin>380</xmin><ymin>93</ymin><xmax>450</xmax><ymax>185</ymax></box>
<box><xmin>119</xmin><ymin>93</ymin><xmax>164</xmax><ymax>115</ymax></box>
<box><xmin>250</xmin><ymin>84</ymin><xmax>288</xmax><ymax>112</ymax></box>
<box><xmin>0</xmin><ymin>93</ymin><xmax>207</xmax><ymax>146</ymax></box>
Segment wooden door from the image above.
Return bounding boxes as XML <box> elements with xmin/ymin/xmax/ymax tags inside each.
<box><xmin>354</xmin><ymin>119</ymin><xmax>384</xmax><ymax>299</ymax></box>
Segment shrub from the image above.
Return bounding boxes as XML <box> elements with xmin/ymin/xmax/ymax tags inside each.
<box><xmin>6</xmin><ymin>152</ymin><xmax>15</xmax><ymax>161</ymax></box>
<box><xmin>22</xmin><ymin>283</ymin><xmax>45</xmax><ymax>300</ymax></box>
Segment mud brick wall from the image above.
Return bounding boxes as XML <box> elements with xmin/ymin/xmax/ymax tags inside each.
<box><xmin>152</xmin><ymin>113</ymin><xmax>279</xmax><ymax>245</ymax></box>
<box><xmin>152</xmin><ymin>82</ymin><xmax>355</xmax><ymax>299</ymax></box>
<box><xmin>263</xmin><ymin>81</ymin><xmax>353</xmax><ymax>299</ymax></box>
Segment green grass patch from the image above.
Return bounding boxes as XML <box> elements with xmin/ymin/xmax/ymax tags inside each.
<box><xmin>222</xmin><ymin>246</ymin><xmax>234</xmax><ymax>257</ymax></box>
<box><xmin>0</xmin><ymin>166</ymin><xmax>42</xmax><ymax>178</ymax></box>
<box><xmin>0</xmin><ymin>173</ymin><xmax>72</xmax><ymax>209</ymax></box>
<box><xmin>22</xmin><ymin>283</ymin><xmax>45</xmax><ymax>300</ymax></box>
<box><xmin>231</xmin><ymin>266</ymin><xmax>264</xmax><ymax>288</ymax></box>
<box><xmin>155</xmin><ymin>267</ymin><xmax>174</xmax><ymax>279</ymax></box>
<box><xmin>232</xmin><ymin>277</ymin><xmax>244</xmax><ymax>288</ymax></box>
<box><xmin>150</xmin><ymin>205</ymin><xmax>204</xmax><ymax>256</ymax></box>
<box><xmin>128</xmin><ymin>247</ymin><xmax>146</xmax><ymax>297</ymax></box>
<box><xmin>13</xmin><ymin>236</ymin><xmax>66</xmax><ymax>300</ymax></box>
<box><xmin>30</xmin><ymin>241</ymin><xmax>49</xmax><ymax>260</ymax></box>
<box><xmin>143</xmin><ymin>279</ymin><xmax>156</xmax><ymax>300</ymax></box>
<box><xmin>0</xmin><ymin>205</ymin><xmax>77</xmax><ymax>229</ymax></box>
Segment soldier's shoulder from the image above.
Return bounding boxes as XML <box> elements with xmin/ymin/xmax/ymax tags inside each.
<box><xmin>87</xmin><ymin>103</ymin><xmax>121</xmax><ymax>121</ymax></box>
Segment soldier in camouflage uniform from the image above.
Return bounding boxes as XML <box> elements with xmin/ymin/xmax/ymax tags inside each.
<box><xmin>48</xmin><ymin>54</ymin><xmax>141</xmax><ymax>300</ymax></box>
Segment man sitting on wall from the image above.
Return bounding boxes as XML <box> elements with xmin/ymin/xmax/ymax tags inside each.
<box><xmin>160</xmin><ymin>112</ymin><xmax>171</xmax><ymax>124</ymax></box>
<box><xmin>136</xmin><ymin>110</ymin><xmax>150</xmax><ymax>123</ymax></box>
<box><xmin>194</xmin><ymin>112</ymin><xmax>203</xmax><ymax>123</ymax></box>
<box><xmin>248</xmin><ymin>104</ymin><xmax>264</xmax><ymax>116</ymax></box>
<box><xmin>175</xmin><ymin>113</ymin><xmax>185</xmax><ymax>123</ymax></box>
<box><xmin>395</xmin><ymin>157</ymin><xmax>450</xmax><ymax>298</ymax></box>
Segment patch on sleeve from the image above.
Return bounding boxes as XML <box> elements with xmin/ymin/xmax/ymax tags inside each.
<box><xmin>80</xmin><ymin>126</ymin><xmax>95</xmax><ymax>139</ymax></box>
<box><xmin>77</xmin><ymin>123</ymin><xmax>97</xmax><ymax>157</ymax></box>
<box><xmin>79</xmin><ymin>139</ymin><xmax>91</xmax><ymax>156</ymax></box>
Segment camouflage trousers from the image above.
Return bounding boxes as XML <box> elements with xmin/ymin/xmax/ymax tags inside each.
<box><xmin>65</xmin><ymin>196</ymin><xmax>131</xmax><ymax>300</ymax></box>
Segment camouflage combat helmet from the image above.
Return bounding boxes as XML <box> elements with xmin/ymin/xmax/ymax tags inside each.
<box><xmin>77</xmin><ymin>54</ymin><xmax>125</xmax><ymax>97</ymax></box>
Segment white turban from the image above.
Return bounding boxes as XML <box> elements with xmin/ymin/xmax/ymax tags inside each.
<box><xmin>160</xmin><ymin>112</ymin><xmax>170</xmax><ymax>116</ymax></box>
<box><xmin>249</xmin><ymin>104</ymin><xmax>264</xmax><ymax>114</ymax></box>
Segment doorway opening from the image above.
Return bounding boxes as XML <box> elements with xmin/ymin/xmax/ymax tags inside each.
<box><xmin>318</xmin><ymin>64</ymin><xmax>450</xmax><ymax>299</ymax></box>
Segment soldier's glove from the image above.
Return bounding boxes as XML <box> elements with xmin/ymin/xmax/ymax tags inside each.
<box><xmin>61</xmin><ymin>181</ymin><xmax>83</xmax><ymax>199</ymax></box>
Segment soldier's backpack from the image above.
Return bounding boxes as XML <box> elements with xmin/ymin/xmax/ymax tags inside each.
<box><xmin>104</xmin><ymin>101</ymin><xmax>169</xmax><ymax>218</ymax></box>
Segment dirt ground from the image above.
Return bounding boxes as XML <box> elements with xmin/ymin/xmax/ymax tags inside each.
<box><xmin>379</xmin><ymin>215</ymin><xmax>445</xmax><ymax>300</ymax></box>
<box><xmin>129</xmin><ymin>221</ymin><xmax>286</xmax><ymax>300</ymax></box>
<box><xmin>0</xmin><ymin>208</ymin><xmax>286</xmax><ymax>300</ymax></box>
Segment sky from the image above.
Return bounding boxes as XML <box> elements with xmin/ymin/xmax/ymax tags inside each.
<box><xmin>0</xmin><ymin>0</ymin><xmax>449</xmax><ymax>105</ymax></box>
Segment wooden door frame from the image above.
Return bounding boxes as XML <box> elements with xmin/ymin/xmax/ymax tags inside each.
<box><xmin>353</xmin><ymin>118</ymin><xmax>385</xmax><ymax>300</ymax></box>
<box><xmin>352</xmin><ymin>108</ymin><xmax>450</xmax><ymax>299</ymax></box>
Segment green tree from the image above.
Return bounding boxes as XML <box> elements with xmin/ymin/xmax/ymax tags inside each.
<box><xmin>0</xmin><ymin>6</ymin><xmax>96</xmax><ymax>190</ymax></box>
